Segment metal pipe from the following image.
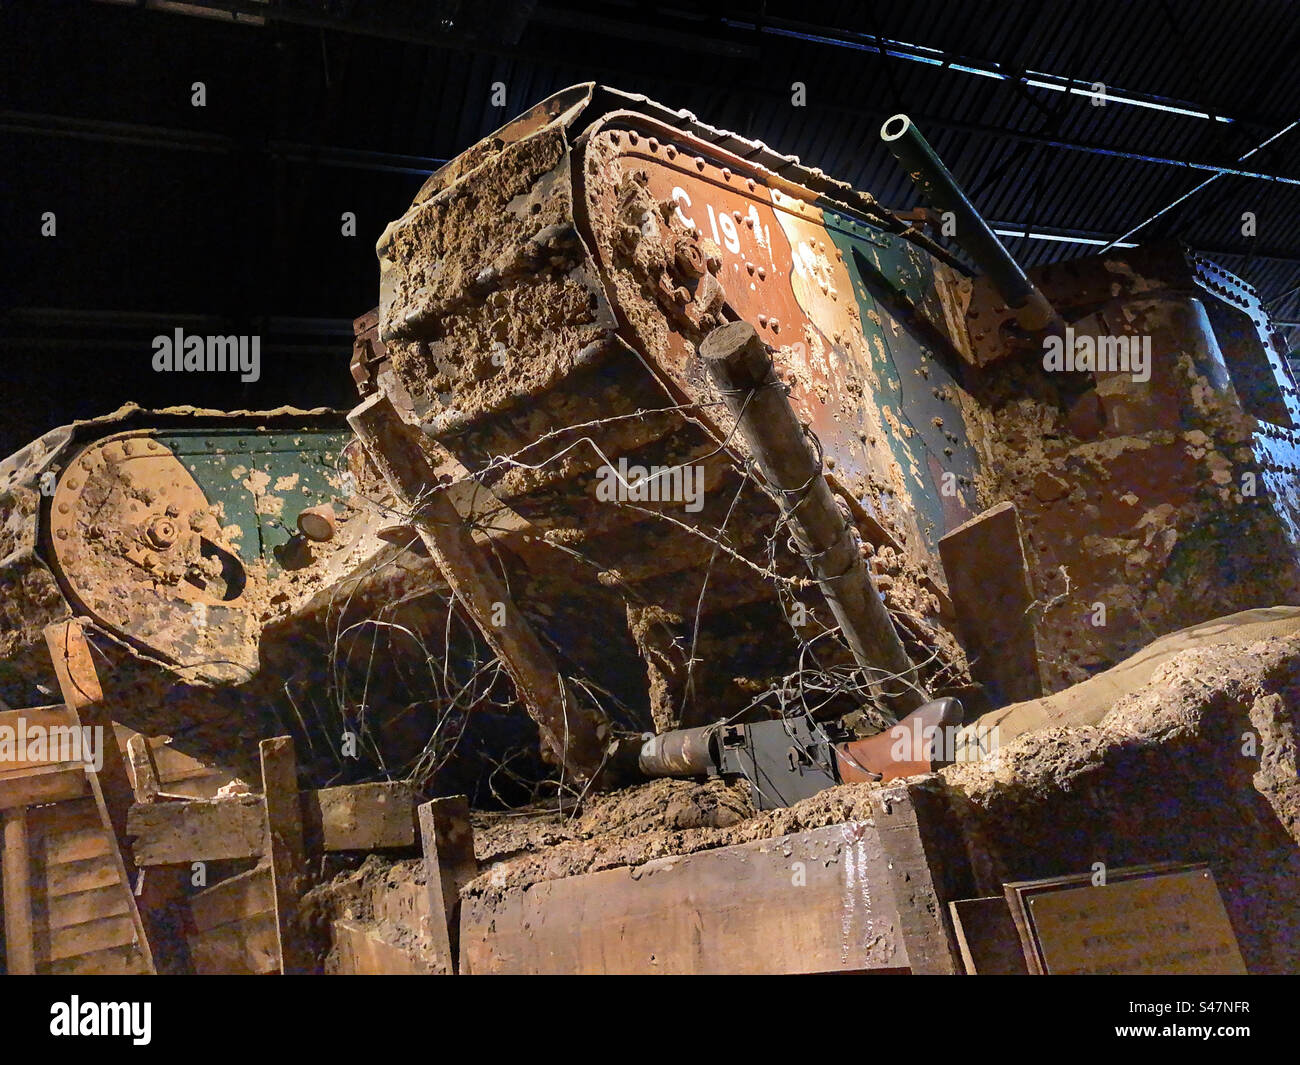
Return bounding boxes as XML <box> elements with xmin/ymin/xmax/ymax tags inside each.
<box><xmin>700</xmin><ymin>322</ymin><xmax>927</xmax><ymax>715</ymax></box>
<box><xmin>639</xmin><ymin>725</ymin><xmax>719</xmax><ymax>777</ymax></box>
<box><xmin>881</xmin><ymin>113</ymin><xmax>1059</xmax><ymax>332</ymax></box>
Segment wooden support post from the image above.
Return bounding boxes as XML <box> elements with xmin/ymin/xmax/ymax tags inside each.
<box><xmin>259</xmin><ymin>736</ymin><xmax>312</xmax><ymax>974</ymax></box>
<box><xmin>349</xmin><ymin>393</ymin><xmax>609</xmax><ymax>784</ymax></box>
<box><xmin>2</xmin><ymin>807</ymin><xmax>35</xmax><ymax>974</ymax></box>
<box><xmin>417</xmin><ymin>796</ymin><xmax>477</xmax><ymax>975</ymax></box>
<box><xmin>44</xmin><ymin>619</ymin><xmax>103</xmax><ymax>711</ymax></box>
<box><xmin>938</xmin><ymin>501</ymin><xmax>1043</xmax><ymax>705</ymax></box>
<box><xmin>868</xmin><ymin>777</ymin><xmax>967</xmax><ymax>975</ymax></box>
<box><xmin>43</xmin><ymin>619</ymin><xmax>156</xmax><ymax>973</ymax></box>
<box><xmin>125</xmin><ymin>735</ymin><xmax>162</xmax><ymax>804</ymax></box>
<box><xmin>700</xmin><ymin>321</ymin><xmax>925</xmax><ymax>714</ymax></box>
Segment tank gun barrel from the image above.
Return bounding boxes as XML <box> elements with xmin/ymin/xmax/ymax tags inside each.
<box><xmin>881</xmin><ymin>113</ymin><xmax>1060</xmax><ymax>333</ymax></box>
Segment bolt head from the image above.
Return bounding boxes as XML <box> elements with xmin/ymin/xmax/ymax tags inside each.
<box><xmin>145</xmin><ymin>517</ymin><xmax>179</xmax><ymax>550</ymax></box>
<box><xmin>673</xmin><ymin>237</ymin><xmax>706</xmax><ymax>279</ymax></box>
<box><xmin>297</xmin><ymin>504</ymin><xmax>337</xmax><ymax>542</ymax></box>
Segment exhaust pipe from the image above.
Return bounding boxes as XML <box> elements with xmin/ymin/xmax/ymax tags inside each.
<box><xmin>881</xmin><ymin>113</ymin><xmax>1060</xmax><ymax>333</ymax></box>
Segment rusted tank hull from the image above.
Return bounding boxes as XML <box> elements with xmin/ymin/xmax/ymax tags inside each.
<box><xmin>963</xmin><ymin>243</ymin><xmax>1300</xmax><ymax>692</ymax></box>
<box><xmin>5</xmin><ymin>84</ymin><xmax>1300</xmax><ymax>798</ymax></box>
<box><xmin>369</xmin><ymin>84</ymin><xmax>1300</xmax><ymax>724</ymax></box>
<box><xmin>0</xmin><ymin>406</ymin><xmax>507</xmax><ymax>784</ymax></box>
<box><xmin>369</xmin><ymin>84</ymin><xmax>979</xmax><ymax>733</ymax></box>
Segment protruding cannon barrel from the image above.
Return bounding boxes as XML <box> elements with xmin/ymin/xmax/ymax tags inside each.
<box><xmin>881</xmin><ymin>113</ymin><xmax>1060</xmax><ymax>334</ymax></box>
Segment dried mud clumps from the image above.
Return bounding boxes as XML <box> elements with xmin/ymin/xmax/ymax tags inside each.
<box><xmin>461</xmin><ymin>775</ymin><xmax>884</xmax><ymax>902</ymax></box>
<box><xmin>378</xmin><ymin>129</ymin><xmax>612</xmax><ymax>424</ymax></box>
<box><xmin>940</xmin><ymin>631</ymin><xmax>1300</xmax><ymax>974</ymax></box>
<box><xmin>966</xmin><ymin>305</ymin><xmax>1300</xmax><ymax>693</ymax></box>
<box><xmin>582</xmin><ymin>139</ymin><xmax>728</xmax><ymax>357</ymax></box>
<box><xmin>305</xmin><ymin>855</ymin><xmax>448</xmax><ymax>975</ymax></box>
<box><xmin>0</xmin><ymin>482</ymin><xmax>70</xmax><ymax>702</ymax></box>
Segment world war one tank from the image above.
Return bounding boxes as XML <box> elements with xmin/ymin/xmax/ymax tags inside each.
<box><xmin>3</xmin><ymin>83</ymin><xmax>1298</xmax><ymax>799</ymax></box>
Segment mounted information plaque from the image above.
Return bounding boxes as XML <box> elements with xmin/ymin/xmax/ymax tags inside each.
<box><xmin>1003</xmin><ymin>863</ymin><xmax>1247</xmax><ymax>975</ymax></box>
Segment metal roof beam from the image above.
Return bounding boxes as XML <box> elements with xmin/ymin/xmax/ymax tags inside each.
<box><xmin>1101</xmin><ymin>120</ymin><xmax>1300</xmax><ymax>250</ymax></box>
<box><xmin>0</xmin><ymin>110</ymin><xmax>447</xmax><ymax>176</ymax></box>
<box><xmin>987</xmin><ymin>219</ymin><xmax>1300</xmax><ymax>270</ymax></box>
<box><xmin>6</xmin><ymin>100</ymin><xmax>1296</xmax><ymax>192</ymax></box>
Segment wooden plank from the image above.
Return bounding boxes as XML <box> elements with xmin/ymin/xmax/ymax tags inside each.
<box><xmin>44</xmin><ymin>621</ymin><xmax>103</xmax><ymax>709</ymax></box>
<box><xmin>130</xmin><ymin>785</ymin><xmax>415</xmax><ymax>866</ymax></box>
<box><xmin>133</xmin><ymin>867</ymin><xmax>195</xmax><ymax>975</ymax></box>
<box><xmin>27</xmin><ymin>797</ymin><xmax>100</xmax><ymax>834</ymax></box>
<box><xmin>938</xmin><ymin>501</ymin><xmax>1043</xmax><ymax>705</ymax></box>
<box><xmin>149</xmin><ymin>743</ymin><xmax>212</xmax><ymax>779</ymax></box>
<box><xmin>418</xmin><ymin>796</ymin><xmax>477</xmax><ymax>975</ymax></box>
<box><xmin>868</xmin><ymin>780</ymin><xmax>965</xmax><ymax>975</ymax></box>
<box><xmin>0</xmin><ymin>704</ymin><xmax>76</xmax><ymax>730</ymax></box>
<box><xmin>47</xmin><ymin>914</ymin><xmax>138</xmax><ymax>962</ymax></box>
<box><xmin>460</xmin><ymin>821</ymin><xmax>907</xmax><ymax>975</ymax></box>
<box><xmin>156</xmin><ymin>764</ymin><xmax>226</xmax><ymax>785</ymax></box>
<box><xmin>44</xmin><ymin>619</ymin><xmax>155</xmax><ymax>974</ymax></box>
<box><xmin>48</xmin><ymin>884</ymin><xmax>132</xmax><ymax>929</ymax></box>
<box><xmin>260</xmin><ymin>736</ymin><xmax>310</xmax><ymax>974</ymax></box>
<box><xmin>0</xmin><ymin>763</ymin><xmax>88</xmax><ymax>808</ymax></box>
<box><xmin>127</xmin><ymin>734</ymin><xmax>236</xmax><ymax>799</ymax></box>
<box><xmin>188</xmin><ymin>911</ymin><xmax>280</xmax><ymax>975</ymax></box>
<box><xmin>349</xmin><ymin>394</ymin><xmax>609</xmax><ymax>783</ymax></box>
<box><xmin>190</xmin><ymin>866</ymin><xmax>274</xmax><ymax>933</ymax></box>
<box><xmin>160</xmin><ymin>776</ymin><xmax>238</xmax><ymax>801</ymax></box>
<box><xmin>128</xmin><ymin>796</ymin><xmax>264</xmax><ymax>865</ymax></box>
<box><xmin>126</xmin><ymin>734</ymin><xmax>161</xmax><ymax>804</ymax></box>
<box><xmin>44</xmin><ymin>943</ymin><xmax>151</xmax><ymax>976</ymax></box>
<box><xmin>74</xmin><ymin>773</ymin><xmax>150</xmax><ymax>974</ymax></box>
<box><xmin>46</xmin><ymin>855</ymin><xmax>121</xmax><ymax>898</ymax></box>
<box><xmin>307</xmin><ymin>782</ymin><xmax>416</xmax><ymax>852</ymax></box>
<box><xmin>949</xmin><ymin>896</ymin><xmax>1029</xmax><ymax>975</ymax></box>
<box><xmin>146</xmin><ymin>743</ymin><xmax>237</xmax><ymax>801</ymax></box>
<box><xmin>0</xmin><ymin>706</ymin><xmax>84</xmax><ymax>771</ymax></box>
<box><xmin>148</xmin><ymin>742</ymin><xmax>226</xmax><ymax>784</ymax></box>
<box><xmin>41</xmin><ymin>822</ymin><xmax>112</xmax><ymax>866</ymax></box>
<box><xmin>331</xmin><ymin>919</ymin><xmax>431</xmax><ymax>975</ymax></box>
<box><xmin>2</xmin><ymin>806</ymin><xmax>35</xmax><ymax>973</ymax></box>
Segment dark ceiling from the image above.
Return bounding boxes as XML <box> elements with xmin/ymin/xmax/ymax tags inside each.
<box><xmin>3</xmin><ymin>0</ymin><xmax>1299</xmax><ymax>457</ymax></box>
